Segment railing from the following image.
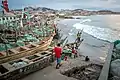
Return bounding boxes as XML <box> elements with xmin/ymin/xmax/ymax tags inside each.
<box><xmin>98</xmin><ymin>43</ymin><xmax>114</xmax><ymax>80</ymax></box>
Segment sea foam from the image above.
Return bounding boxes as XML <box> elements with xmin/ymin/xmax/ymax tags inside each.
<box><xmin>73</xmin><ymin>19</ymin><xmax>120</xmax><ymax>42</ymax></box>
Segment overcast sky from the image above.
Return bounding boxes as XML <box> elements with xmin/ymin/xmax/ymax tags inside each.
<box><xmin>4</xmin><ymin>0</ymin><xmax>120</xmax><ymax>11</ymax></box>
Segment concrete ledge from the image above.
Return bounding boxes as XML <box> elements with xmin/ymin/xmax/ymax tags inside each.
<box><xmin>98</xmin><ymin>43</ymin><xmax>114</xmax><ymax>80</ymax></box>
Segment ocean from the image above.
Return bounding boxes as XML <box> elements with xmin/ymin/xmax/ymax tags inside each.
<box><xmin>57</xmin><ymin>15</ymin><xmax>120</xmax><ymax>42</ymax></box>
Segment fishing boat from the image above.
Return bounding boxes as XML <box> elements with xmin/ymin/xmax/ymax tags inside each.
<box><xmin>0</xmin><ymin>0</ymin><xmax>56</xmax><ymax>64</ymax></box>
<box><xmin>0</xmin><ymin>50</ymin><xmax>56</xmax><ymax>80</ymax></box>
<box><xmin>0</xmin><ymin>29</ymin><xmax>71</xmax><ymax>80</ymax></box>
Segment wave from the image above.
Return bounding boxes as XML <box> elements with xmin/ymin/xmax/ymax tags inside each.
<box><xmin>73</xmin><ymin>19</ymin><xmax>120</xmax><ymax>42</ymax></box>
<box><xmin>69</xmin><ymin>33</ymin><xmax>73</xmax><ymax>35</ymax></box>
<box><xmin>72</xmin><ymin>16</ymin><xmax>87</xmax><ymax>18</ymax></box>
<box><xmin>80</xmin><ymin>19</ymin><xmax>92</xmax><ymax>23</ymax></box>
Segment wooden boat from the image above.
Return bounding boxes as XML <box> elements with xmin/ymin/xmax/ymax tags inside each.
<box><xmin>0</xmin><ymin>50</ymin><xmax>56</xmax><ymax>80</ymax></box>
<box><xmin>0</xmin><ymin>31</ymin><xmax>56</xmax><ymax>64</ymax></box>
<box><xmin>0</xmin><ymin>32</ymin><xmax>84</xmax><ymax>80</ymax></box>
<box><xmin>0</xmin><ymin>0</ymin><xmax>57</xmax><ymax>64</ymax></box>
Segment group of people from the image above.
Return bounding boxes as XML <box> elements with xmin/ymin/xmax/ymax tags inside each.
<box><xmin>53</xmin><ymin>31</ymin><xmax>90</xmax><ymax>69</ymax></box>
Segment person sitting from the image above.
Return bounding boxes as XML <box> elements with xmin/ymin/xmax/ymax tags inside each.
<box><xmin>85</xmin><ymin>56</ymin><xmax>90</xmax><ymax>61</ymax></box>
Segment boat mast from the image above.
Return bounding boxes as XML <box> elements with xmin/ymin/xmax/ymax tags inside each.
<box><xmin>1</xmin><ymin>0</ymin><xmax>9</xmax><ymax>56</ymax></box>
<box><xmin>1</xmin><ymin>0</ymin><xmax>4</xmax><ymax>24</ymax></box>
<box><xmin>20</xmin><ymin>7</ymin><xmax>24</xmax><ymax>28</ymax></box>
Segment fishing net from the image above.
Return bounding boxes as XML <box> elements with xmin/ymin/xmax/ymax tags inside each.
<box><xmin>0</xmin><ymin>25</ymin><xmax>54</xmax><ymax>51</ymax></box>
<box><xmin>16</xmin><ymin>40</ymin><xmax>25</xmax><ymax>46</ymax></box>
<box><xmin>33</xmin><ymin>29</ymin><xmax>43</xmax><ymax>36</ymax></box>
<box><xmin>9</xmin><ymin>43</ymin><xmax>18</xmax><ymax>48</ymax></box>
<box><xmin>13</xmin><ymin>61</ymin><xmax>27</xmax><ymax>68</ymax></box>
<box><xmin>23</xmin><ymin>34</ymin><xmax>39</xmax><ymax>43</ymax></box>
<box><xmin>0</xmin><ymin>44</ymin><xmax>12</xmax><ymax>51</ymax></box>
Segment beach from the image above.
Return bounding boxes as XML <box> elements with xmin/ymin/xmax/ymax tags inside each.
<box><xmin>57</xmin><ymin>18</ymin><xmax>111</xmax><ymax>62</ymax></box>
<box><xmin>21</xmin><ymin>15</ymin><xmax>114</xmax><ymax>80</ymax></box>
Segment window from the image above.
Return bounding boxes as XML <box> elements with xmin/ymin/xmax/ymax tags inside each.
<box><xmin>6</xmin><ymin>17</ymin><xmax>8</xmax><ymax>20</ymax></box>
<box><xmin>14</xmin><ymin>17</ymin><xmax>15</xmax><ymax>19</ymax></box>
<box><xmin>10</xmin><ymin>17</ymin><xmax>12</xmax><ymax>19</ymax></box>
<box><xmin>3</xmin><ymin>18</ymin><xmax>5</xmax><ymax>20</ymax></box>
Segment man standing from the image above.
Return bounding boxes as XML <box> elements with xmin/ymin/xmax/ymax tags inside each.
<box><xmin>77</xmin><ymin>31</ymin><xmax>81</xmax><ymax>42</ymax></box>
<box><xmin>54</xmin><ymin>43</ymin><xmax>62</xmax><ymax>69</ymax></box>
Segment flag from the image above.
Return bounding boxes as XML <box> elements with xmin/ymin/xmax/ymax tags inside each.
<box><xmin>24</xmin><ymin>12</ymin><xmax>30</xmax><ymax>19</ymax></box>
<box><xmin>1</xmin><ymin>0</ymin><xmax>9</xmax><ymax>13</ymax></box>
<box><xmin>20</xmin><ymin>8</ymin><xmax>24</xmax><ymax>27</ymax></box>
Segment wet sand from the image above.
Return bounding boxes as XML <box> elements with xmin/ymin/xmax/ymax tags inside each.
<box><xmin>57</xmin><ymin>19</ymin><xmax>111</xmax><ymax>62</ymax></box>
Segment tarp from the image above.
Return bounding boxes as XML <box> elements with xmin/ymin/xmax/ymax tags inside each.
<box><xmin>114</xmin><ymin>40</ymin><xmax>120</xmax><ymax>47</ymax></box>
<box><xmin>33</xmin><ymin>29</ymin><xmax>43</xmax><ymax>36</ymax></box>
<box><xmin>63</xmin><ymin>49</ymin><xmax>72</xmax><ymax>53</ymax></box>
<box><xmin>0</xmin><ymin>44</ymin><xmax>12</xmax><ymax>51</ymax></box>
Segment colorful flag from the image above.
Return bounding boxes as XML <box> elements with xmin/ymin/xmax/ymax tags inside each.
<box><xmin>22</xmin><ymin>8</ymin><xmax>30</xmax><ymax>19</ymax></box>
<box><xmin>1</xmin><ymin>0</ymin><xmax>9</xmax><ymax>13</ymax></box>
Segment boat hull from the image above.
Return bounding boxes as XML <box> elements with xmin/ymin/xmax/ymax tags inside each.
<box><xmin>0</xmin><ymin>51</ymin><xmax>56</xmax><ymax>80</ymax></box>
<box><xmin>0</xmin><ymin>33</ymin><xmax>55</xmax><ymax>64</ymax></box>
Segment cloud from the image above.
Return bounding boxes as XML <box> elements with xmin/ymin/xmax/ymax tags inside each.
<box><xmin>8</xmin><ymin>0</ymin><xmax>120</xmax><ymax>11</ymax></box>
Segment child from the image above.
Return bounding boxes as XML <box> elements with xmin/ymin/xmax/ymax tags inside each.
<box><xmin>64</xmin><ymin>56</ymin><xmax>67</xmax><ymax>61</ymax></box>
<box><xmin>72</xmin><ymin>47</ymin><xmax>77</xmax><ymax>58</ymax></box>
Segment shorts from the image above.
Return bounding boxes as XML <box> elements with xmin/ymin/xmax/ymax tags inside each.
<box><xmin>56</xmin><ymin>58</ymin><xmax>61</xmax><ymax>64</ymax></box>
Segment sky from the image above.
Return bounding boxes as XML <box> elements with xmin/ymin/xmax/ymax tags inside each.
<box><xmin>1</xmin><ymin>0</ymin><xmax>120</xmax><ymax>11</ymax></box>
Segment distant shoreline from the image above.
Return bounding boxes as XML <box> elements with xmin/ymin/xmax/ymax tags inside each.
<box><xmin>12</xmin><ymin>6</ymin><xmax>120</xmax><ymax>15</ymax></box>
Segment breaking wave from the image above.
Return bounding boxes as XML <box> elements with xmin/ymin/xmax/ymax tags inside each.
<box><xmin>73</xmin><ymin>19</ymin><xmax>120</xmax><ymax>42</ymax></box>
<box><xmin>79</xmin><ymin>19</ymin><xmax>92</xmax><ymax>23</ymax></box>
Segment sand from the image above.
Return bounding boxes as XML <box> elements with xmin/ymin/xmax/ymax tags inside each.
<box><xmin>78</xmin><ymin>32</ymin><xmax>110</xmax><ymax>62</ymax></box>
